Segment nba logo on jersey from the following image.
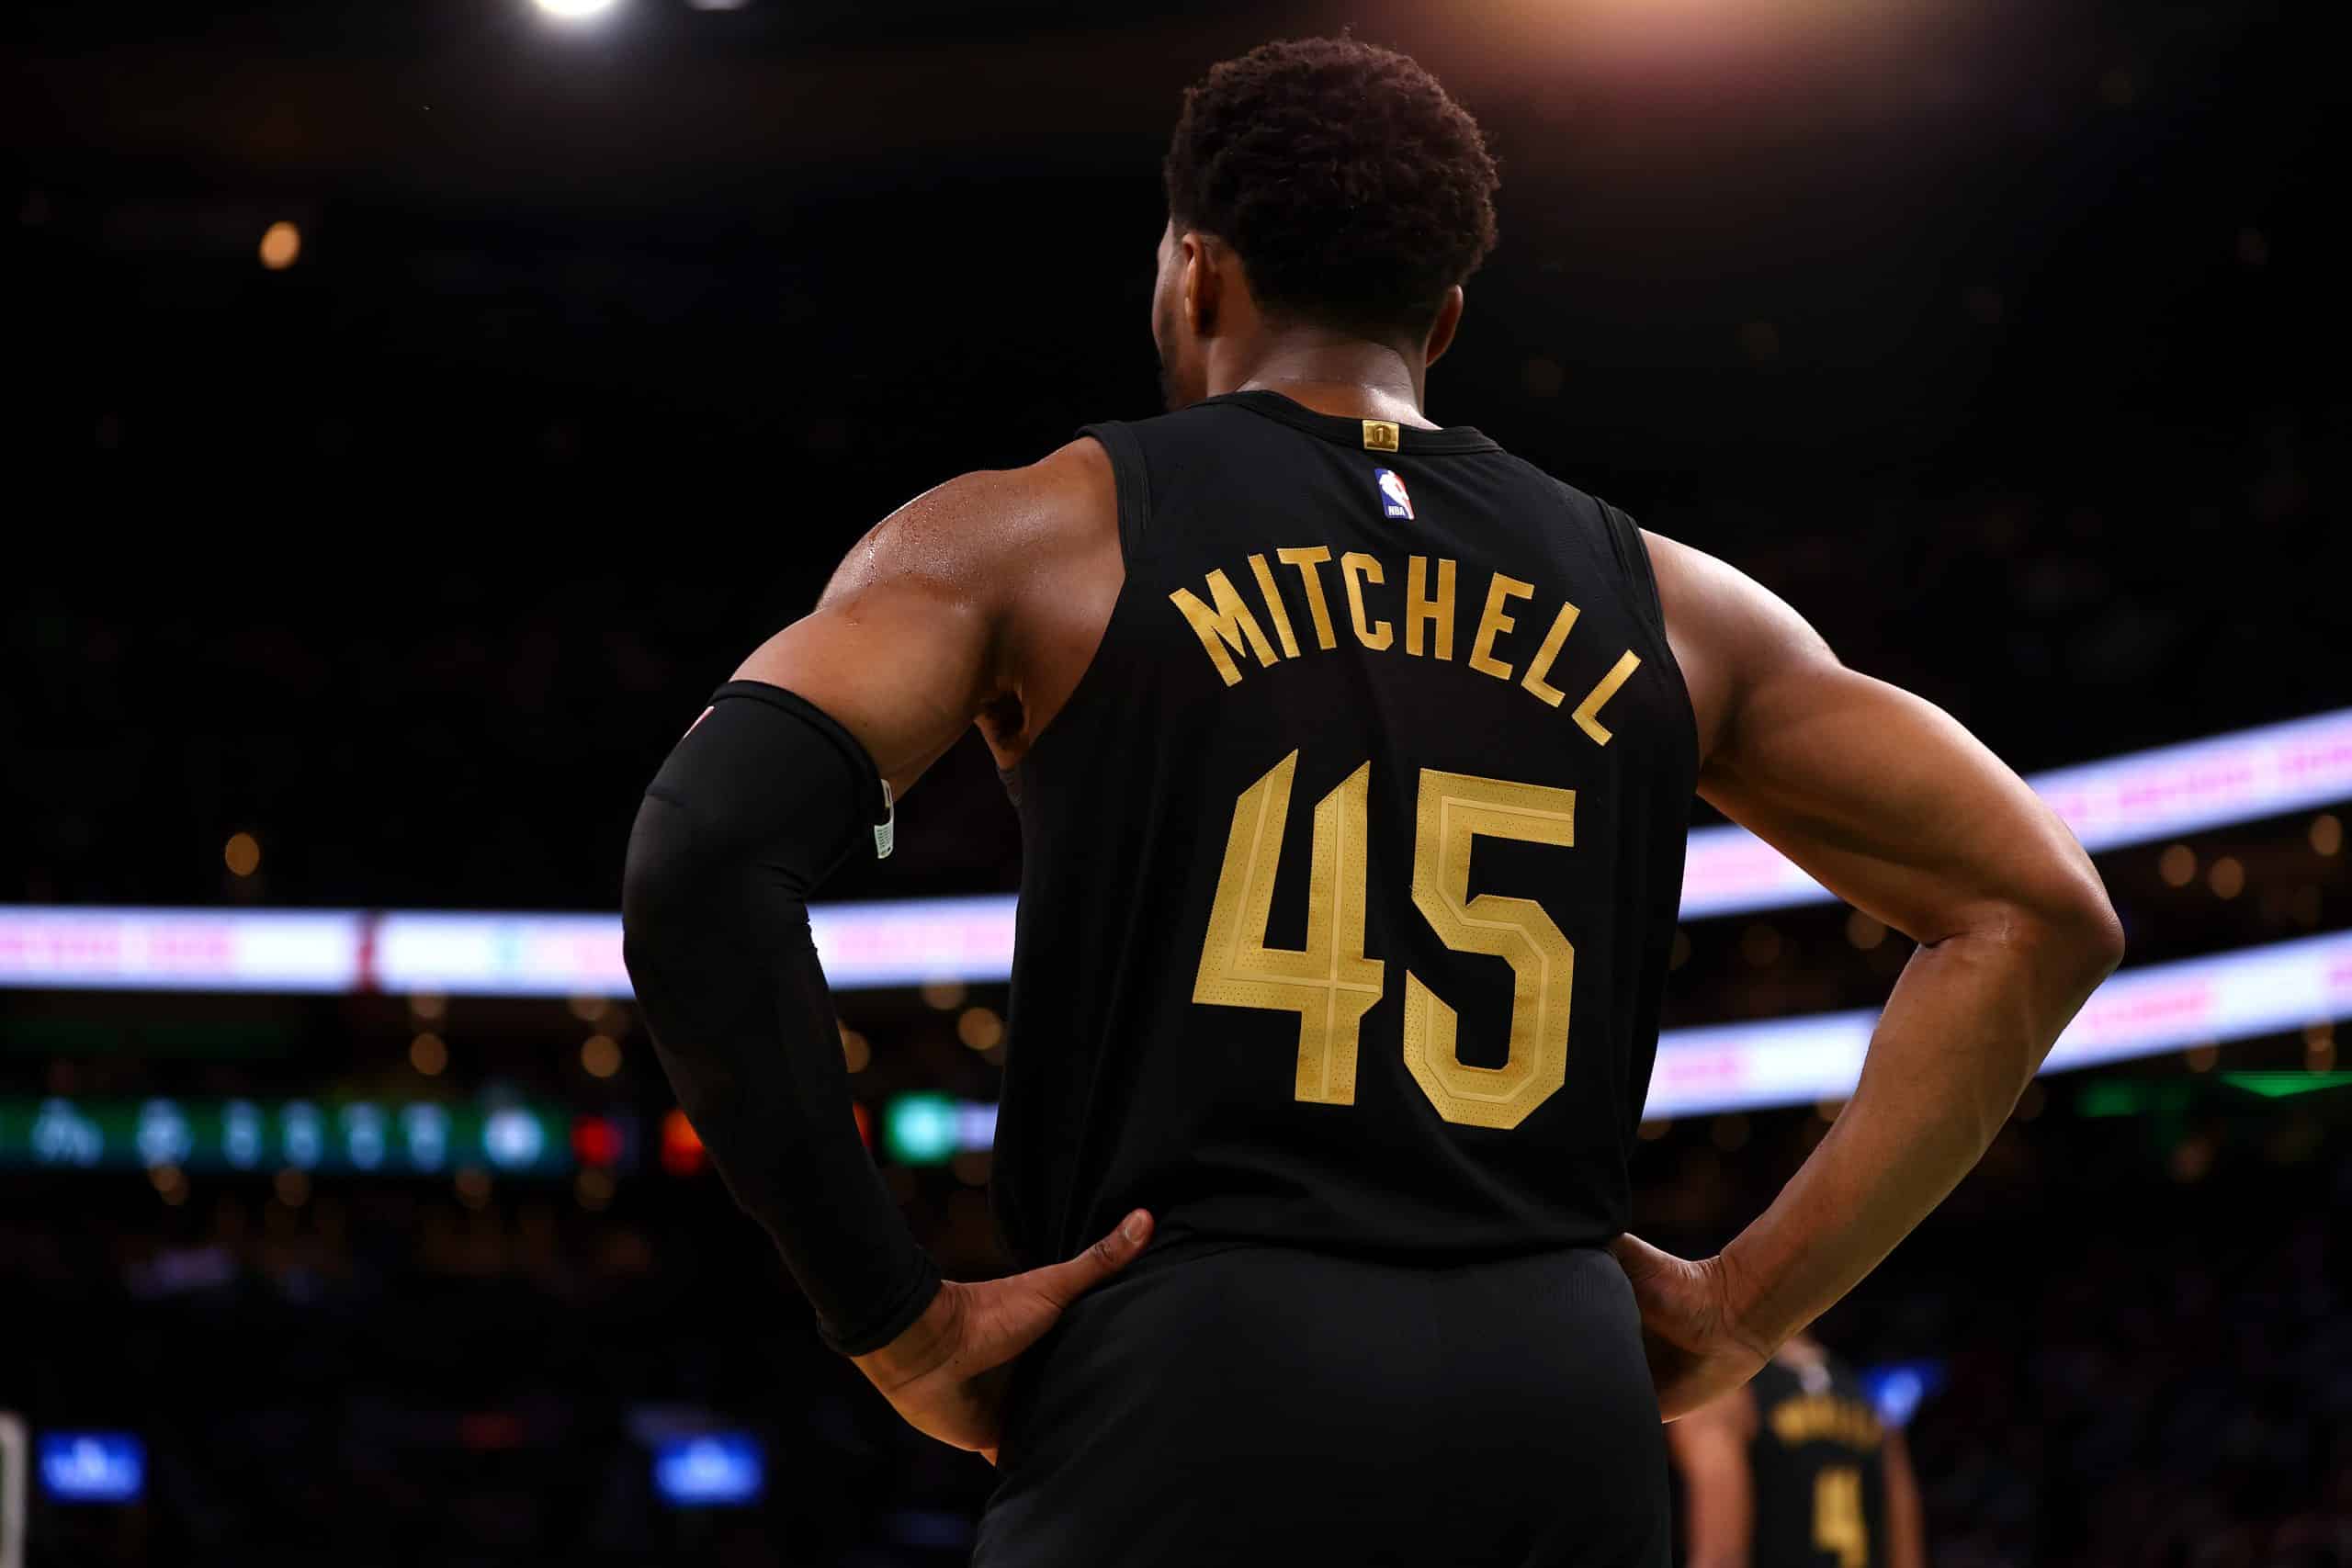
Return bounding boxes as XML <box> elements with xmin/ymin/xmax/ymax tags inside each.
<box><xmin>1374</xmin><ymin>467</ymin><xmax>1414</xmax><ymax>521</ymax></box>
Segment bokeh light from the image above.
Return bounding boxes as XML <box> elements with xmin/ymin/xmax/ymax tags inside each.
<box><xmin>580</xmin><ymin>1033</ymin><xmax>621</xmax><ymax>1078</ymax></box>
<box><xmin>257</xmin><ymin>221</ymin><xmax>300</xmax><ymax>270</ymax></box>
<box><xmin>956</xmin><ymin>1007</ymin><xmax>1003</xmax><ymax>1051</ymax></box>
<box><xmin>840</xmin><ymin>1027</ymin><xmax>871</xmax><ymax>1074</ymax></box>
<box><xmin>575</xmin><ymin>1168</ymin><xmax>614</xmax><ymax>1210</ymax></box>
<box><xmin>223</xmin><ymin>832</ymin><xmax>261</xmax><ymax>877</ymax></box>
<box><xmin>660</xmin><ymin>1109</ymin><xmax>706</xmax><ymax>1176</ymax></box>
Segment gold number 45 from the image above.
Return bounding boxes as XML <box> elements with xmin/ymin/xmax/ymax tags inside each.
<box><xmin>1193</xmin><ymin>750</ymin><xmax>1576</xmax><ymax>1131</ymax></box>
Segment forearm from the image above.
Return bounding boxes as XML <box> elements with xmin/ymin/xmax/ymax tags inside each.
<box><xmin>1719</xmin><ymin>912</ymin><xmax>2111</xmax><ymax>1348</ymax></box>
<box><xmin>1668</xmin><ymin>1395</ymin><xmax>1757</xmax><ymax>1563</ymax></box>
<box><xmin>1679</xmin><ymin>1480</ymin><xmax>1753</xmax><ymax>1568</ymax></box>
<box><xmin>1883</xmin><ymin>1428</ymin><xmax>1929</xmax><ymax>1568</ymax></box>
<box><xmin>620</xmin><ymin>683</ymin><xmax>938</xmax><ymax>1354</ymax></box>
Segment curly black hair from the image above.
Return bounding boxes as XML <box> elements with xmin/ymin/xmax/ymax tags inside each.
<box><xmin>1164</xmin><ymin>38</ymin><xmax>1500</xmax><ymax>339</ymax></box>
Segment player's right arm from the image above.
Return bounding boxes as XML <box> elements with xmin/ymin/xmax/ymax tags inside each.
<box><xmin>1611</xmin><ymin>534</ymin><xmax>2123</xmax><ymax>1418</ymax></box>
<box><xmin>622</xmin><ymin>439</ymin><xmax>1149</xmax><ymax>1464</ymax></box>
<box><xmin>1667</xmin><ymin>1385</ymin><xmax>1758</xmax><ymax>1568</ymax></box>
<box><xmin>1881</xmin><ymin>1424</ymin><xmax>1929</xmax><ymax>1568</ymax></box>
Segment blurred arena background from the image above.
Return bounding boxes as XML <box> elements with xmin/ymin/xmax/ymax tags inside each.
<box><xmin>4</xmin><ymin>0</ymin><xmax>2346</xmax><ymax>1562</ymax></box>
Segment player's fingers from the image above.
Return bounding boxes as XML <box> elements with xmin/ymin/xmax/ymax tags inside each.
<box><xmin>1026</xmin><ymin>1209</ymin><xmax>1154</xmax><ymax>1308</ymax></box>
<box><xmin>1607</xmin><ymin>1231</ymin><xmax>1673</xmax><ymax>1284</ymax></box>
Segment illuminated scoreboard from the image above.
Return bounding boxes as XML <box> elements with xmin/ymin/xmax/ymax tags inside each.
<box><xmin>0</xmin><ymin>1097</ymin><xmax>590</xmax><ymax>1176</ymax></box>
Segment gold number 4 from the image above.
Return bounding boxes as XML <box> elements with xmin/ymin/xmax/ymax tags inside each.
<box><xmin>1193</xmin><ymin>753</ymin><xmax>1385</xmax><ymax>1105</ymax></box>
<box><xmin>1193</xmin><ymin>751</ymin><xmax>1577</xmax><ymax>1130</ymax></box>
<box><xmin>1813</xmin><ymin>1465</ymin><xmax>1869</xmax><ymax>1568</ymax></box>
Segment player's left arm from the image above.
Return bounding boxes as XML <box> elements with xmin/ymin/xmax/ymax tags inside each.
<box><xmin>1666</xmin><ymin>1386</ymin><xmax>1757</xmax><ymax>1568</ymax></box>
<box><xmin>1611</xmin><ymin>531</ymin><xmax>2121</xmax><ymax>1418</ymax></box>
<box><xmin>1881</xmin><ymin>1425</ymin><xmax>1928</xmax><ymax>1568</ymax></box>
<box><xmin>620</xmin><ymin>438</ymin><xmax>1150</xmax><ymax>1463</ymax></box>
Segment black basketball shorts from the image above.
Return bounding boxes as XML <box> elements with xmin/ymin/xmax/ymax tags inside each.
<box><xmin>973</xmin><ymin>1241</ymin><xmax>1669</xmax><ymax>1567</ymax></box>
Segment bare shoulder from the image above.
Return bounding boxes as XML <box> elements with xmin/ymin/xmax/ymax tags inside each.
<box><xmin>729</xmin><ymin>436</ymin><xmax>1121</xmax><ymax>791</ymax></box>
<box><xmin>803</xmin><ymin>434</ymin><xmax>1121</xmax><ymax>763</ymax></box>
<box><xmin>819</xmin><ymin>437</ymin><xmax>1117</xmax><ymax>611</ymax></box>
<box><xmin>1639</xmin><ymin>527</ymin><xmax>1839</xmax><ymax>769</ymax></box>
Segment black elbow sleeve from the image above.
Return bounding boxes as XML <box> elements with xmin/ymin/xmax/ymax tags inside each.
<box><xmin>620</xmin><ymin>679</ymin><xmax>876</xmax><ymax>995</ymax></box>
<box><xmin>620</xmin><ymin>682</ymin><xmax>937</xmax><ymax>1356</ymax></box>
<box><xmin>619</xmin><ymin>784</ymin><xmax>703</xmax><ymax>961</ymax></box>
<box><xmin>632</xmin><ymin>681</ymin><xmax>883</xmax><ymax>896</ymax></box>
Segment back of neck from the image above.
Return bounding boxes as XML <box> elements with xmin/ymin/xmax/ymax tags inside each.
<box><xmin>1234</xmin><ymin>377</ymin><xmax>1438</xmax><ymax>430</ymax></box>
<box><xmin>1219</xmin><ymin>334</ymin><xmax>1435</xmax><ymax>429</ymax></box>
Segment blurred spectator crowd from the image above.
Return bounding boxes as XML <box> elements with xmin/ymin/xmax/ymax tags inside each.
<box><xmin>6</xmin><ymin>1091</ymin><xmax>2346</xmax><ymax>1566</ymax></box>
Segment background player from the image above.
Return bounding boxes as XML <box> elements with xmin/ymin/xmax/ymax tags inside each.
<box><xmin>1670</xmin><ymin>1334</ymin><xmax>1928</xmax><ymax>1568</ymax></box>
<box><xmin>620</xmin><ymin>36</ymin><xmax>2121</xmax><ymax>1565</ymax></box>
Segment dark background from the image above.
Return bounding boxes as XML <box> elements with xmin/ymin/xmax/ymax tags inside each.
<box><xmin>5</xmin><ymin>0</ymin><xmax>2347</xmax><ymax>1562</ymax></box>
<box><xmin>8</xmin><ymin>0</ymin><xmax>2342</xmax><ymax>913</ymax></box>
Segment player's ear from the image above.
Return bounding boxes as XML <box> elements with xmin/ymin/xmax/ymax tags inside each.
<box><xmin>1182</xmin><ymin>231</ymin><xmax>1226</xmax><ymax>338</ymax></box>
<box><xmin>1422</xmin><ymin>286</ymin><xmax>1466</xmax><ymax>368</ymax></box>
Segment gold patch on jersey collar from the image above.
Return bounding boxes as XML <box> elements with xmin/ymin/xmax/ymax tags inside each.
<box><xmin>1362</xmin><ymin>419</ymin><xmax>1401</xmax><ymax>452</ymax></box>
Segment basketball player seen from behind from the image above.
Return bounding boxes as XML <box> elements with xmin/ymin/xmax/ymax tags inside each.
<box><xmin>621</xmin><ymin>38</ymin><xmax>2120</xmax><ymax>1566</ymax></box>
<box><xmin>1672</xmin><ymin>1334</ymin><xmax>1928</xmax><ymax>1568</ymax></box>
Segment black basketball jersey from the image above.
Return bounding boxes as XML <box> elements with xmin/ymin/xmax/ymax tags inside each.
<box><xmin>1744</xmin><ymin>1357</ymin><xmax>1892</xmax><ymax>1568</ymax></box>
<box><xmin>991</xmin><ymin>389</ymin><xmax>1697</xmax><ymax>1271</ymax></box>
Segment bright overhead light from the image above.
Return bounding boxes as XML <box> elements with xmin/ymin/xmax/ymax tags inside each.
<box><xmin>533</xmin><ymin>0</ymin><xmax>620</xmax><ymax>18</ymax></box>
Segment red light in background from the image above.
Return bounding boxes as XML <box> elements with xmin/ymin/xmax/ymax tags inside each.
<box><xmin>459</xmin><ymin>1411</ymin><xmax>525</xmax><ymax>1450</ymax></box>
<box><xmin>661</xmin><ymin>1108</ymin><xmax>705</xmax><ymax>1176</ymax></box>
<box><xmin>571</xmin><ymin>1116</ymin><xmax>622</xmax><ymax>1168</ymax></box>
<box><xmin>655</xmin><ymin>1106</ymin><xmax>864</xmax><ymax>1170</ymax></box>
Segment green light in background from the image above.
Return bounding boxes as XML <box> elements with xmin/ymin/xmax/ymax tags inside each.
<box><xmin>2076</xmin><ymin>1081</ymin><xmax>2146</xmax><ymax>1118</ymax></box>
<box><xmin>884</xmin><ymin>1094</ymin><xmax>959</xmax><ymax>1166</ymax></box>
<box><xmin>0</xmin><ymin>1097</ymin><xmax>579</xmax><ymax>1176</ymax></box>
<box><xmin>2075</xmin><ymin>1080</ymin><xmax>2202</xmax><ymax>1118</ymax></box>
<box><xmin>2218</xmin><ymin>1071</ymin><xmax>2352</xmax><ymax>1100</ymax></box>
